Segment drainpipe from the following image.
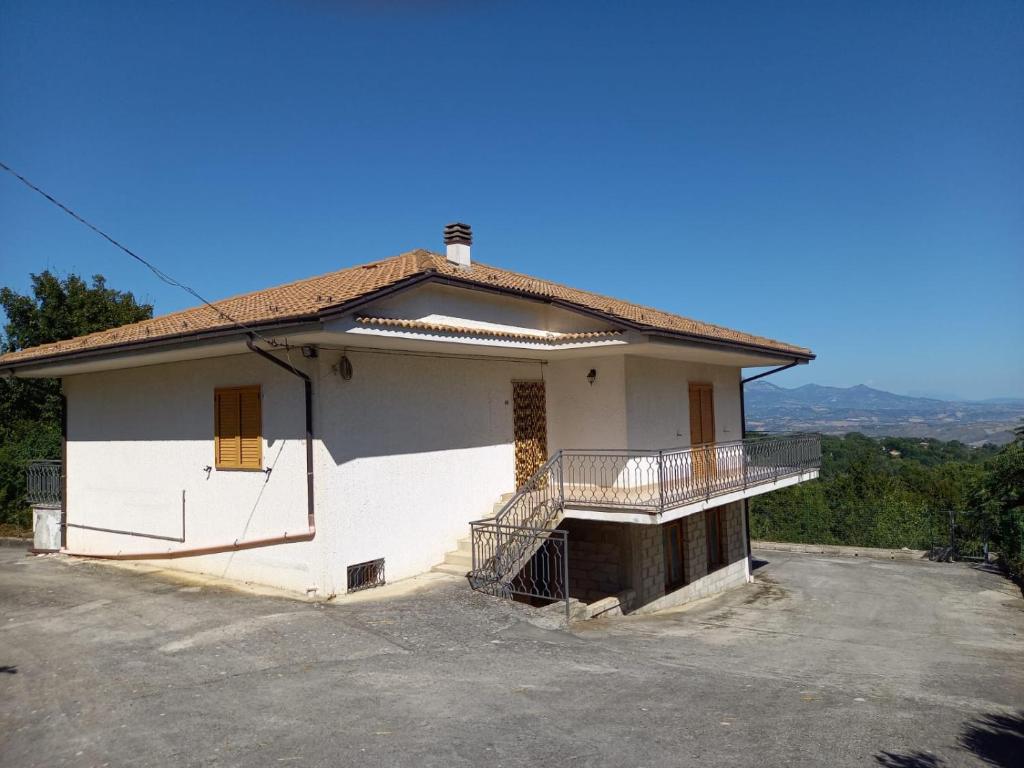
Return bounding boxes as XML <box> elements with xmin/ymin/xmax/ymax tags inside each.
<box><xmin>60</xmin><ymin>387</ymin><xmax>68</xmax><ymax>550</ymax></box>
<box><xmin>60</xmin><ymin>336</ymin><xmax>316</xmax><ymax>560</ymax></box>
<box><xmin>739</xmin><ymin>360</ymin><xmax>801</xmax><ymax>564</ymax></box>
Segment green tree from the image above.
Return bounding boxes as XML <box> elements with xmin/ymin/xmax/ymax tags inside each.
<box><xmin>970</xmin><ymin>428</ymin><xmax>1024</xmax><ymax>578</ymax></box>
<box><xmin>0</xmin><ymin>272</ymin><xmax>152</xmax><ymax>529</ymax></box>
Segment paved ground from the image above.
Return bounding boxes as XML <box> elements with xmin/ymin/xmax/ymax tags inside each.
<box><xmin>1</xmin><ymin>547</ymin><xmax>1022</xmax><ymax>768</ymax></box>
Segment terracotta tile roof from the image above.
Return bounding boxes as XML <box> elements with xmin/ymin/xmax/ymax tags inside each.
<box><xmin>0</xmin><ymin>249</ymin><xmax>812</xmax><ymax>367</ymax></box>
<box><xmin>354</xmin><ymin>316</ymin><xmax>624</xmax><ymax>343</ymax></box>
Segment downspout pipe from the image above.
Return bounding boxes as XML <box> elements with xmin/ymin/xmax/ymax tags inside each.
<box><xmin>739</xmin><ymin>360</ymin><xmax>802</xmax><ymax>564</ymax></box>
<box><xmin>60</xmin><ymin>336</ymin><xmax>316</xmax><ymax>560</ymax></box>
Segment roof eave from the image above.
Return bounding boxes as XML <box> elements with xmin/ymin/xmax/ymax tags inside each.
<box><xmin>420</xmin><ymin>272</ymin><xmax>815</xmax><ymax>363</ymax></box>
<box><xmin>0</xmin><ymin>268</ymin><xmax>813</xmax><ymax>374</ymax></box>
<box><xmin>0</xmin><ymin>272</ymin><xmax>438</xmax><ymax>375</ymax></box>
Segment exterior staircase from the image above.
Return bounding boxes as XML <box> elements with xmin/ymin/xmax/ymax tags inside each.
<box><xmin>432</xmin><ymin>493</ymin><xmax>515</xmax><ymax>577</ymax></box>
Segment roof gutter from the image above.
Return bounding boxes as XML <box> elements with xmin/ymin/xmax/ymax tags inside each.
<box><xmin>60</xmin><ymin>335</ymin><xmax>316</xmax><ymax>561</ymax></box>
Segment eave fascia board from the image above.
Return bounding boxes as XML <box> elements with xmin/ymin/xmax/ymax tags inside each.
<box><xmin>0</xmin><ymin>320</ymin><xmax>325</xmax><ymax>377</ymax></box>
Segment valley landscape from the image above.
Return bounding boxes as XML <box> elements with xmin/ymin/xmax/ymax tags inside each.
<box><xmin>745</xmin><ymin>381</ymin><xmax>1024</xmax><ymax>445</ymax></box>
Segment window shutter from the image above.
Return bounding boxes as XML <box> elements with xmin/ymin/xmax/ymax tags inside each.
<box><xmin>215</xmin><ymin>389</ymin><xmax>241</xmax><ymax>468</ymax></box>
<box><xmin>688</xmin><ymin>387</ymin><xmax>703</xmax><ymax>446</ymax></box>
<box><xmin>214</xmin><ymin>386</ymin><xmax>261</xmax><ymax>470</ymax></box>
<box><xmin>239</xmin><ymin>387</ymin><xmax>262</xmax><ymax>469</ymax></box>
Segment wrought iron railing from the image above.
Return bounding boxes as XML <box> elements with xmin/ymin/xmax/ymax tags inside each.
<box><xmin>468</xmin><ymin>433</ymin><xmax>820</xmax><ymax>610</ymax></box>
<box><xmin>468</xmin><ymin>454</ymin><xmax>565</xmax><ymax>602</ymax></box>
<box><xmin>469</xmin><ymin>522</ymin><xmax>569</xmax><ymax>621</ymax></box>
<box><xmin>26</xmin><ymin>460</ymin><xmax>62</xmax><ymax>506</ymax></box>
<box><xmin>561</xmin><ymin>433</ymin><xmax>821</xmax><ymax>511</ymax></box>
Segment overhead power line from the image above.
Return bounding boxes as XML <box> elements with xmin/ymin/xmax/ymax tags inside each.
<box><xmin>0</xmin><ymin>160</ymin><xmax>279</xmax><ymax>347</ymax></box>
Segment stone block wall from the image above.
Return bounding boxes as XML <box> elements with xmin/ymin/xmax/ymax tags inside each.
<box><xmin>633</xmin><ymin>524</ymin><xmax>664</xmax><ymax>606</ymax></box>
<box><xmin>563</xmin><ymin>501</ymin><xmax>751</xmax><ymax>617</ymax></box>
<box><xmin>632</xmin><ymin>557</ymin><xmax>749</xmax><ymax>615</ymax></box>
<box><xmin>724</xmin><ymin>502</ymin><xmax>746</xmax><ymax>564</ymax></box>
<box><xmin>560</xmin><ymin>519</ymin><xmax>632</xmax><ymax>603</ymax></box>
<box><xmin>683</xmin><ymin>512</ymin><xmax>707</xmax><ymax>584</ymax></box>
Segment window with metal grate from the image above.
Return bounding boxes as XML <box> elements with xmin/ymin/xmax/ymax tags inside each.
<box><xmin>347</xmin><ymin>558</ymin><xmax>385</xmax><ymax>593</ymax></box>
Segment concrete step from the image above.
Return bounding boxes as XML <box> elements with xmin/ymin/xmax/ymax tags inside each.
<box><xmin>450</xmin><ymin>538</ymin><xmax>471</xmax><ymax>553</ymax></box>
<box><xmin>443</xmin><ymin>551</ymin><xmax>472</xmax><ymax>568</ymax></box>
<box><xmin>492</xmin><ymin>492</ymin><xmax>516</xmax><ymax>516</ymax></box>
<box><xmin>430</xmin><ymin>496</ymin><xmax>508</xmax><ymax>576</ymax></box>
<box><xmin>432</xmin><ymin>562</ymin><xmax>469</xmax><ymax>576</ymax></box>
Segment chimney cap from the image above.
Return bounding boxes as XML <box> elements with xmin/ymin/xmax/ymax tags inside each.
<box><xmin>443</xmin><ymin>222</ymin><xmax>472</xmax><ymax>246</ymax></box>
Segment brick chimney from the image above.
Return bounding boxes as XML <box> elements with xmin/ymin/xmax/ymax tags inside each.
<box><xmin>443</xmin><ymin>222</ymin><xmax>472</xmax><ymax>267</ymax></box>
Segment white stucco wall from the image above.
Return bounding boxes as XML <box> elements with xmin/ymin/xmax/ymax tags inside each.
<box><xmin>60</xmin><ymin>337</ymin><xmax>746</xmax><ymax>596</ymax></box>
<box><xmin>624</xmin><ymin>356</ymin><xmax>742</xmax><ymax>449</ymax></box>
<box><xmin>315</xmin><ymin>348</ymin><xmax>544</xmax><ymax>589</ymax></box>
<box><xmin>63</xmin><ymin>353</ymin><xmax>321</xmax><ymax>593</ymax></box>
<box><xmin>545</xmin><ymin>356</ymin><xmax>627</xmax><ymax>452</ymax></box>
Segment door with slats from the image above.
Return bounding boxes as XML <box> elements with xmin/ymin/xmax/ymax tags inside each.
<box><xmin>512</xmin><ymin>381</ymin><xmax>548</xmax><ymax>487</ymax></box>
<box><xmin>688</xmin><ymin>382</ymin><xmax>716</xmax><ymax>485</ymax></box>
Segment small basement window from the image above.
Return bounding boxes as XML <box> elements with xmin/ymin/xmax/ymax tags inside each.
<box><xmin>214</xmin><ymin>385</ymin><xmax>263</xmax><ymax>470</ymax></box>
<box><xmin>347</xmin><ymin>558</ymin><xmax>386</xmax><ymax>593</ymax></box>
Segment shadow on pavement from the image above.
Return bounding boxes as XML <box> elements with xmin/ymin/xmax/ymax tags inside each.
<box><xmin>875</xmin><ymin>710</ymin><xmax>1024</xmax><ymax>768</ymax></box>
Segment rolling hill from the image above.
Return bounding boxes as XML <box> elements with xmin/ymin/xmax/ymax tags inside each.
<box><xmin>744</xmin><ymin>382</ymin><xmax>1024</xmax><ymax>446</ymax></box>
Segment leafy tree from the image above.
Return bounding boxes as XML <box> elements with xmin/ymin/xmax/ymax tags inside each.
<box><xmin>750</xmin><ymin>433</ymin><xmax>1000</xmax><ymax>552</ymax></box>
<box><xmin>970</xmin><ymin>427</ymin><xmax>1024</xmax><ymax>578</ymax></box>
<box><xmin>0</xmin><ymin>272</ymin><xmax>152</xmax><ymax>529</ymax></box>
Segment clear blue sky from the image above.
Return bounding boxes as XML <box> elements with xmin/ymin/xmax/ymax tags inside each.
<box><xmin>1</xmin><ymin>1</ymin><xmax>1021</xmax><ymax>399</ymax></box>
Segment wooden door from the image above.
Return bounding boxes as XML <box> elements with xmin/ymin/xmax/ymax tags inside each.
<box><xmin>706</xmin><ymin>506</ymin><xmax>726</xmax><ymax>571</ymax></box>
<box><xmin>688</xmin><ymin>383</ymin><xmax>716</xmax><ymax>484</ymax></box>
<box><xmin>513</xmin><ymin>380</ymin><xmax>548</xmax><ymax>487</ymax></box>
<box><xmin>662</xmin><ymin>519</ymin><xmax>686</xmax><ymax>591</ymax></box>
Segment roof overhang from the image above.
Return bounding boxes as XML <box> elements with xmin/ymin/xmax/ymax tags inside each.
<box><xmin>0</xmin><ymin>271</ymin><xmax>813</xmax><ymax>378</ymax></box>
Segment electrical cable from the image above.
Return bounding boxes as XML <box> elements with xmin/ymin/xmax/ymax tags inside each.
<box><xmin>0</xmin><ymin>160</ymin><xmax>281</xmax><ymax>348</ymax></box>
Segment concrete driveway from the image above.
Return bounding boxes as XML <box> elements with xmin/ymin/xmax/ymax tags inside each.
<box><xmin>1</xmin><ymin>546</ymin><xmax>1021</xmax><ymax>768</ymax></box>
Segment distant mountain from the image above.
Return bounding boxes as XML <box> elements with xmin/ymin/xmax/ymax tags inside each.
<box><xmin>745</xmin><ymin>382</ymin><xmax>1024</xmax><ymax>446</ymax></box>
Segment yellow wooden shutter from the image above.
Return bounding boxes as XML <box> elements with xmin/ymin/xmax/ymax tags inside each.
<box><xmin>214</xmin><ymin>386</ymin><xmax>261</xmax><ymax>470</ymax></box>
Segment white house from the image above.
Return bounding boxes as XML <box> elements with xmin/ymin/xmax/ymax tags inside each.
<box><xmin>3</xmin><ymin>224</ymin><xmax>819</xmax><ymax>616</ymax></box>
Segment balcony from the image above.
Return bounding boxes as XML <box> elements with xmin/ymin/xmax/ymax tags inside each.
<box><xmin>556</xmin><ymin>433</ymin><xmax>821</xmax><ymax>521</ymax></box>
<box><xmin>469</xmin><ymin>433</ymin><xmax>820</xmax><ymax>602</ymax></box>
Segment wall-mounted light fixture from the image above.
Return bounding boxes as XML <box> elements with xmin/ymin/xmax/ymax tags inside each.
<box><xmin>586</xmin><ymin>368</ymin><xmax>597</xmax><ymax>386</ymax></box>
<box><xmin>338</xmin><ymin>355</ymin><xmax>353</xmax><ymax>381</ymax></box>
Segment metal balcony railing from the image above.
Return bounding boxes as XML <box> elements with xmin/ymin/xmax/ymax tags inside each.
<box><xmin>560</xmin><ymin>432</ymin><xmax>822</xmax><ymax>512</ymax></box>
<box><xmin>26</xmin><ymin>459</ymin><xmax>62</xmax><ymax>506</ymax></box>
<box><xmin>469</xmin><ymin>433</ymin><xmax>820</xmax><ymax>609</ymax></box>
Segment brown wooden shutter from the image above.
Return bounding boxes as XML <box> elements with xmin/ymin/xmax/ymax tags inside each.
<box><xmin>238</xmin><ymin>387</ymin><xmax>262</xmax><ymax>469</ymax></box>
<box><xmin>214</xmin><ymin>386</ymin><xmax>262</xmax><ymax>470</ymax></box>
<box><xmin>688</xmin><ymin>383</ymin><xmax>715</xmax><ymax>445</ymax></box>
<box><xmin>688</xmin><ymin>386</ymin><xmax>703</xmax><ymax>445</ymax></box>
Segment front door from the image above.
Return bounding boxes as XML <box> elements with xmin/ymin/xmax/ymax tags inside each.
<box><xmin>512</xmin><ymin>380</ymin><xmax>548</xmax><ymax>487</ymax></box>
<box><xmin>688</xmin><ymin>382</ymin><xmax>716</xmax><ymax>484</ymax></box>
